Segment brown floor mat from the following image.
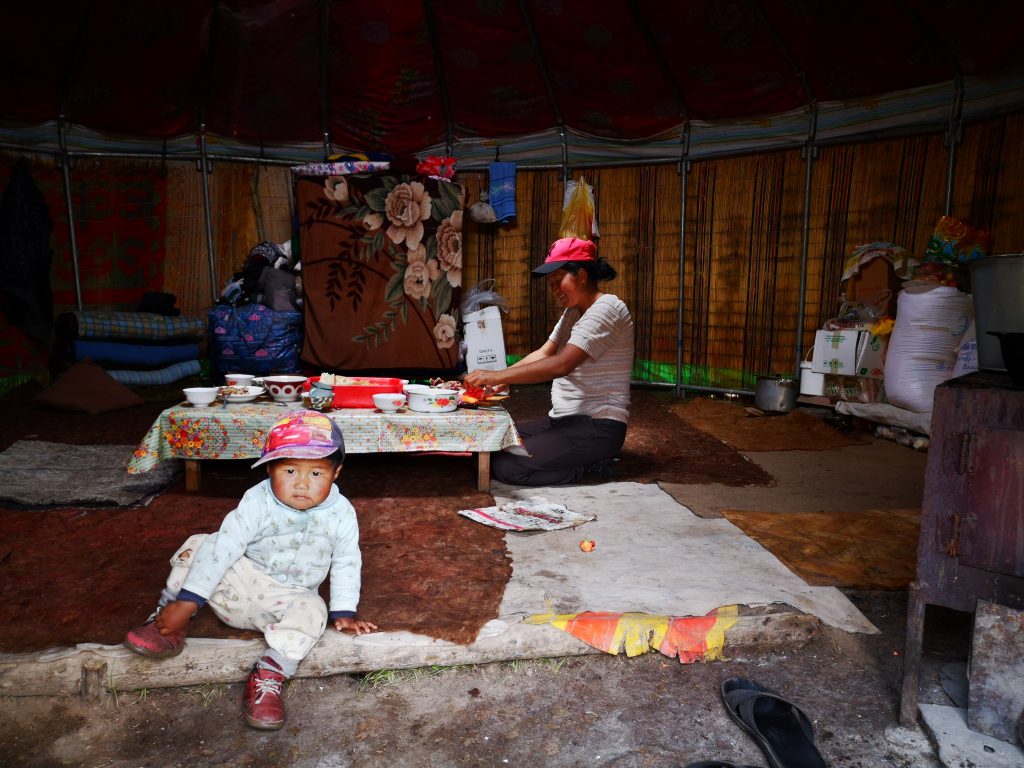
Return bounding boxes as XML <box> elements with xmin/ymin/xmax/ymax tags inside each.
<box><xmin>0</xmin><ymin>454</ymin><xmax>504</xmax><ymax>653</ymax></box>
<box><xmin>670</xmin><ymin>397</ymin><xmax>870</xmax><ymax>452</ymax></box>
<box><xmin>508</xmin><ymin>386</ymin><xmax>774</xmax><ymax>487</ymax></box>
<box><xmin>0</xmin><ymin>381</ymin><xmax>768</xmax><ymax>654</ymax></box>
<box><xmin>720</xmin><ymin>508</ymin><xmax>920</xmax><ymax>589</ymax></box>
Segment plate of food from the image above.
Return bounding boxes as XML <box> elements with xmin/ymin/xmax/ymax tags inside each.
<box><xmin>218</xmin><ymin>385</ymin><xmax>265</xmax><ymax>403</ymax></box>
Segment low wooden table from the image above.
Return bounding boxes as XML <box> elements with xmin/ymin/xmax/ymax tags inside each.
<box><xmin>128</xmin><ymin>401</ymin><xmax>523</xmax><ymax>492</ymax></box>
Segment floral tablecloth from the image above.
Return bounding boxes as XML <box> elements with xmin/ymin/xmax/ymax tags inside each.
<box><xmin>128</xmin><ymin>402</ymin><xmax>522</xmax><ymax>474</ymax></box>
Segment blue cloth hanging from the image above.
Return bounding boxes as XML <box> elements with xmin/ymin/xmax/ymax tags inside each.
<box><xmin>488</xmin><ymin>162</ymin><xmax>517</xmax><ymax>223</ymax></box>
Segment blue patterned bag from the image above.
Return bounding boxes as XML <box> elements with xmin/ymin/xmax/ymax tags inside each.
<box><xmin>208</xmin><ymin>304</ymin><xmax>303</xmax><ymax>376</ymax></box>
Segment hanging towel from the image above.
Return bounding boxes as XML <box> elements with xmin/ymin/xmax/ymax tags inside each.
<box><xmin>488</xmin><ymin>162</ymin><xmax>517</xmax><ymax>223</ymax></box>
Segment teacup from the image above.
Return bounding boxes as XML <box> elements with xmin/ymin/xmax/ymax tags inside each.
<box><xmin>183</xmin><ymin>387</ymin><xmax>219</xmax><ymax>408</ymax></box>
<box><xmin>372</xmin><ymin>392</ymin><xmax>407</xmax><ymax>412</ymax></box>
<box><xmin>225</xmin><ymin>373</ymin><xmax>255</xmax><ymax>387</ymax></box>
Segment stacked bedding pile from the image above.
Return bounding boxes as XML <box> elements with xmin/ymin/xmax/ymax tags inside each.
<box><xmin>56</xmin><ymin>311</ymin><xmax>206</xmax><ymax>385</ymax></box>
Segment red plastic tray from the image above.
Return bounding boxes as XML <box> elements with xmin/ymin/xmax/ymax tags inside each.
<box><xmin>304</xmin><ymin>376</ymin><xmax>405</xmax><ymax>409</ymax></box>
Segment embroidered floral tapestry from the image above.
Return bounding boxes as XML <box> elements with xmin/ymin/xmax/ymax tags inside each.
<box><xmin>296</xmin><ymin>173</ymin><xmax>464</xmax><ymax>373</ymax></box>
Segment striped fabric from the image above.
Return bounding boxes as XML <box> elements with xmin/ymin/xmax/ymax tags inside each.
<box><xmin>73</xmin><ymin>312</ymin><xmax>205</xmax><ymax>340</ymax></box>
<box><xmin>549</xmin><ymin>295</ymin><xmax>634</xmax><ymax>423</ymax></box>
<box><xmin>525</xmin><ymin>606</ymin><xmax>739</xmax><ymax>663</ymax></box>
<box><xmin>107</xmin><ymin>360</ymin><xmax>201</xmax><ymax>386</ymax></box>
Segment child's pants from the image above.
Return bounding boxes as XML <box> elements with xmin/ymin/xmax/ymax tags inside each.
<box><xmin>164</xmin><ymin>534</ymin><xmax>327</xmax><ymax>666</ymax></box>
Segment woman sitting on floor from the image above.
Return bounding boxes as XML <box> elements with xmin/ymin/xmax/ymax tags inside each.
<box><xmin>464</xmin><ymin>237</ymin><xmax>634</xmax><ymax>486</ymax></box>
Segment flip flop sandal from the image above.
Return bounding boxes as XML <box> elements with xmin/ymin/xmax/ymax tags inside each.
<box><xmin>720</xmin><ymin>677</ymin><xmax>826</xmax><ymax>768</ymax></box>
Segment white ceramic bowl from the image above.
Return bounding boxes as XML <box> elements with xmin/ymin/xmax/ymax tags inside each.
<box><xmin>183</xmin><ymin>386</ymin><xmax>219</xmax><ymax>408</ymax></box>
<box><xmin>263</xmin><ymin>375</ymin><xmax>308</xmax><ymax>402</ymax></box>
<box><xmin>405</xmin><ymin>384</ymin><xmax>459</xmax><ymax>413</ymax></box>
<box><xmin>224</xmin><ymin>373</ymin><xmax>255</xmax><ymax>387</ymax></box>
<box><xmin>372</xmin><ymin>392</ymin><xmax>407</xmax><ymax>412</ymax></box>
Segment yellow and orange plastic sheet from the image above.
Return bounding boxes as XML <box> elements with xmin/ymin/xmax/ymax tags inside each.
<box><xmin>526</xmin><ymin>606</ymin><xmax>738</xmax><ymax>663</ymax></box>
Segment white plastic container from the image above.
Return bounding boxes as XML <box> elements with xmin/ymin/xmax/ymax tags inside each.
<box><xmin>799</xmin><ymin>360</ymin><xmax>825</xmax><ymax>396</ymax></box>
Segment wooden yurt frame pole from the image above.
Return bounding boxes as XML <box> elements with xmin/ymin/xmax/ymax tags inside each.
<box><xmin>674</xmin><ymin>124</ymin><xmax>690</xmax><ymax>398</ymax></box>
<box><xmin>794</xmin><ymin>104</ymin><xmax>818</xmax><ymax>374</ymax></box>
<box><xmin>944</xmin><ymin>75</ymin><xmax>964</xmax><ymax>215</ymax></box>
<box><xmin>56</xmin><ymin>117</ymin><xmax>83</xmax><ymax>311</ymax></box>
<box><xmin>318</xmin><ymin>0</ymin><xmax>333</xmax><ymax>160</ymax></box>
<box><xmin>424</xmin><ymin>0</ymin><xmax>455</xmax><ymax>159</ymax></box>
<box><xmin>198</xmin><ymin>124</ymin><xmax>218</xmax><ymax>305</ymax></box>
<box><xmin>517</xmin><ymin>0</ymin><xmax>568</xmax><ymax>182</ymax></box>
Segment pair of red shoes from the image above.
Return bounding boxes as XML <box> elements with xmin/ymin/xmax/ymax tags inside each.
<box><xmin>123</xmin><ymin>619</ymin><xmax>287</xmax><ymax>730</ymax></box>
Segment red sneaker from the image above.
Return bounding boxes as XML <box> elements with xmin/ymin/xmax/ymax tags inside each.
<box><xmin>123</xmin><ymin>621</ymin><xmax>187</xmax><ymax>659</ymax></box>
<box><xmin>244</xmin><ymin>658</ymin><xmax>287</xmax><ymax>730</ymax></box>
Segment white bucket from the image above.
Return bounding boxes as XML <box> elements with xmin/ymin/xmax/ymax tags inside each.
<box><xmin>799</xmin><ymin>360</ymin><xmax>825</xmax><ymax>396</ymax></box>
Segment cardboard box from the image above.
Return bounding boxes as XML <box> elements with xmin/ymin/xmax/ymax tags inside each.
<box><xmin>812</xmin><ymin>330</ymin><xmax>858</xmax><ymax>374</ymax></box>
<box><xmin>463</xmin><ymin>305</ymin><xmax>507</xmax><ymax>372</ymax></box>
<box><xmin>855</xmin><ymin>333</ymin><xmax>888</xmax><ymax>379</ymax></box>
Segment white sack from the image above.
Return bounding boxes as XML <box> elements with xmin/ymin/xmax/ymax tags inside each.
<box><xmin>883</xmin><ymin>284</ymin><xmax>973</xmax><ymax>413</ymax></box>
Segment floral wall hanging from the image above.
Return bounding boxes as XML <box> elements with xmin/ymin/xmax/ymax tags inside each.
<box><xmin>296</xmin><ymin>172</ymin><xmax>464</xmax><ymax>373</ymax></box>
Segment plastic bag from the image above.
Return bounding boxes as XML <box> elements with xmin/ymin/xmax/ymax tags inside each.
<box><xmin>924</xmin><ymin>216</ymin><xmax>992</xmax><ymax>264</ymax></box>
<box><xmin>560</xmin><ymin>176</ymin><xmax>598</xmax><ymax>240</ymax></box>
<box><xmin>460</xmin><ymin>279</ymin><xmax>509</xmax><ymax>316</ymax></box>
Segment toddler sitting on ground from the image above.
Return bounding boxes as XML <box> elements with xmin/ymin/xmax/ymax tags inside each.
<box><xmin>123</xmin><ymin>410</ymin><xmax>376</xmax><ymax>730</ymax></box>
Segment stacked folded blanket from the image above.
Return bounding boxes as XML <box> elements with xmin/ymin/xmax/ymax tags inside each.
<box><xmin>56</xmin><ymin>311</ymin><xmax>206</xmax><ymax>386</ymax></box>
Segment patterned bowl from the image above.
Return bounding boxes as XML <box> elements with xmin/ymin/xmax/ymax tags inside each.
<box><xmin>301</xmin><ymin>391</ymin><xmax>335</xmax><ymax>412</ymax></box>
<box><xmin>372</xmin><ymin>392</ymin><xmax>407</xmax><ymax>412</ymax></box>
<box><xmin>405</xmin><ymin>384</ymin><xmax>459</xmax><ymax>413</ymax></box>
<box><xmin>263</xmin><ymin>375</ymin><xmax>308</xmax><ymax>402</ymax></box>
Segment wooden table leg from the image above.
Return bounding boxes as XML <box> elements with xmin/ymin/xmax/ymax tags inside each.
<box><xmin>476</xmin><ymin>451</ymin><xmax>491</xmax><ymax>492</ymax></box>
<box><xmin>185</xmin><ymin>459</ymin><xmax>202</xmax><ymax>492</ymax></box>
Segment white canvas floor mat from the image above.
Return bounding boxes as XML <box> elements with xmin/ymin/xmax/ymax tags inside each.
<box><xmin>493</xmin><ymin>481</ymin><xmax>878</xmax><ymax>634</ymax></box>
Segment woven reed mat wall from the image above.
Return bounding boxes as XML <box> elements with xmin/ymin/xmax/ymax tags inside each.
<box><xmin>164</xmin><ymin>162</ymin><xmax>293</xmax><ymax>318</ymax></box>
<box><xmin>459</xmin><ymin>112</ymin><xmax>1024</xmax><ymax>388</ymax></box>
<box><xmin>15</xmin><ymin>111</ymin><xmax>1009</xmax><ymax>375</ymax></box>
<box><xmin>720</xmin><ymin>508</ymin><xmax>920</xmax><ymax>589</ymax></box>
<box><xmin>670</xmin><ymin>397</ymin><xmax>870</xmax><ymax>451</ymax></box>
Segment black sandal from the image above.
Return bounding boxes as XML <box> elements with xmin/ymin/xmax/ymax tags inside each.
<box><xmin>720</xmin><ymin>677</ymin><xmax>825</xmax><ymax>768</ymax></box>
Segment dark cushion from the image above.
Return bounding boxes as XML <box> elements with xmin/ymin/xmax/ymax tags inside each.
<box><xmin>34</xmin><ymin>361</ymin><xmax>144</xmax><ymax>415</ymax></box>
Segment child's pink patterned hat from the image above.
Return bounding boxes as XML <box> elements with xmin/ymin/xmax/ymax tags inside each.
<box><xmin>251</xmin><ymin>410</ymin><xmax>345</xmax><ymax>468</ymax></box>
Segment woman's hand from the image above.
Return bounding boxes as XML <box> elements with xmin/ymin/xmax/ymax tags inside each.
<box><xmin>155</xmin><ymin>600</ymin><xmax>198</xmax><ymax>635</ymax></box>
<box><xmin>334</xmin><ymin>616</ymin><xmax>378</xmax><ymax>635</ymax></box>
<box><xmin>463</xmin><ymin>369</ymin><xmax>507</xmax><ymax>394</ymax></box>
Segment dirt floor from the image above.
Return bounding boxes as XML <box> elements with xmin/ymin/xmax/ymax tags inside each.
<box><xmin>0</xmin><ymin>382</ymin><xmax>974</xmax><ymax>767</ymax></box>
<box><xmin>0</xmin><ymin>592</ymin><xmax>971</xmax><ymax>768</ymax></box>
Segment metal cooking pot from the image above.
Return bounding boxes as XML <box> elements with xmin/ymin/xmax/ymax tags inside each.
<box><xmin>754</xmin><ymin>376</ymin><xmax>798</xmax><ymax>413</ymax></box>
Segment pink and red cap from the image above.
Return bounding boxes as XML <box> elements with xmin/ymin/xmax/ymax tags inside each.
<box><xmin>251</xmin><ymin>410</ymin><xmax>346</xmax><ymax>469</ymax></box>
<box><xmin>531</xmin><ymin>237</ymin><xmax>597</xmax><ymax>276</ymax></box>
